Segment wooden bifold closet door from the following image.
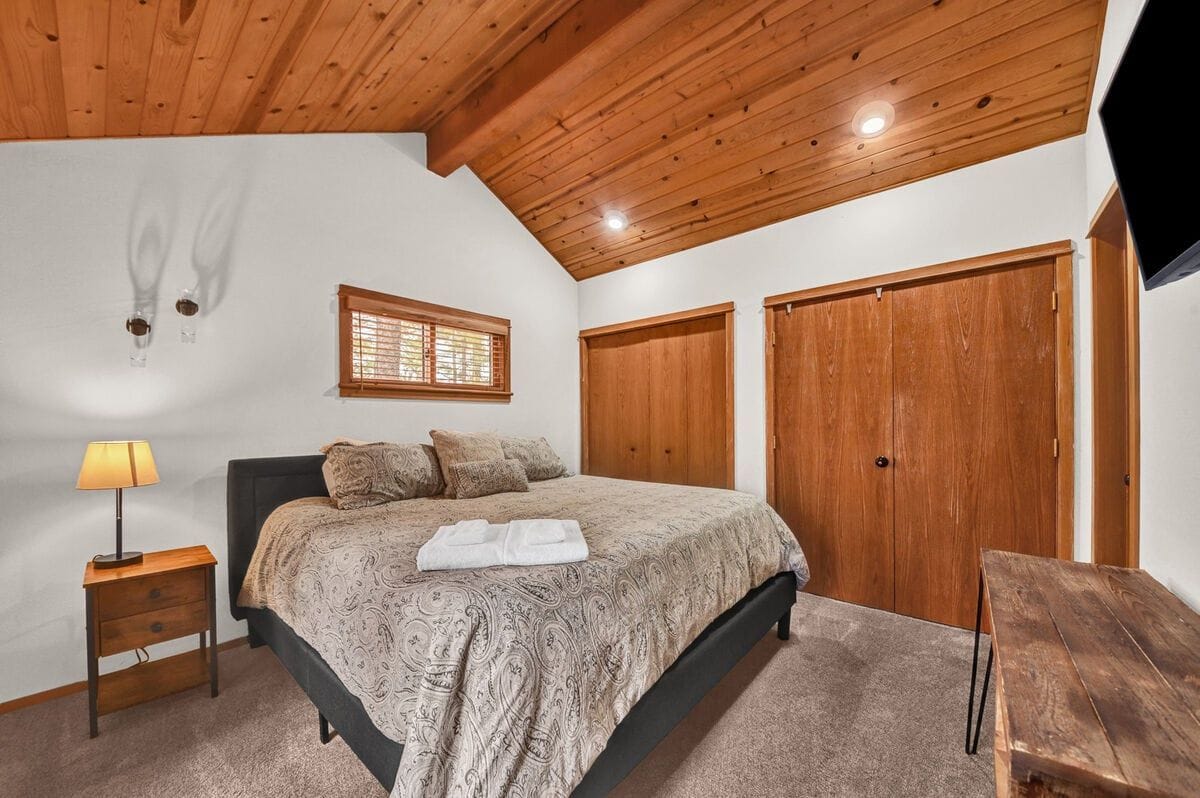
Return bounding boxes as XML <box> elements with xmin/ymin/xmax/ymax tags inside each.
<box><xmin>581</xmin><ymin>304</ymin><xmax>734</xmax><ymax>489</ymax></box>
<box><xmin>766</xmin><ymin>243</ymin><xmax>1073</xmax><ymax>629</ymax></box>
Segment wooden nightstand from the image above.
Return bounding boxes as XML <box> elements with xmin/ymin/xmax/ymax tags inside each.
<box><xmin>82</xmin><ymin>545</ymin><xmax>218</xmax><ymax>737</ymax></box>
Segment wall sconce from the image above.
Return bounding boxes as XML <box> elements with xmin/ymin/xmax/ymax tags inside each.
<box><xmin>126</xmin><ymin>310</ymin><xmax>151</xmax><ymax>368</ymax></box>
<box><xmin>176</xmin><ymin>288</ymin><xmax>199</xmax><ymax>343</ymax></box>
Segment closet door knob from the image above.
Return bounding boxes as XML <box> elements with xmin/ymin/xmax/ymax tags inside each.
<box><xmin>875</xmin><ymin>456</ymin><xmax>890</xmax><ymax>468</ymax></box>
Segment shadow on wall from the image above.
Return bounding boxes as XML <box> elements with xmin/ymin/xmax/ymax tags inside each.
<box><xmin>189</xmin><ymin>161</ymin><xmax>249</xmax><ymax>314</ymax></box>
<box><xmin>124</xmin><ymin>148</ymin><xmax>252</xmax><ymax>346</ymax></box>
<box><xmin>126</xmin><ymin>179</ymin><xmax>174</xmax><ymax>346</ymax></box>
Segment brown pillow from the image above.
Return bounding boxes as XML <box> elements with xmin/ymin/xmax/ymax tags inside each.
<box><xmin>322</xmin><ymin>442</ymin><xmax>445</xmax><ymax>509</ymax></box>
<box><xmin>429</xmin><ymin>430</ymin><xmax>505</xmax><ymax>498</ymax></box>
<box><xmin>500</xmin><ymin>435</ymin><xmax>567</xmax><ymax>481</ymax></box>
<box><xmin>448</xmin><ymin>459</ymin><xmax>529</xmax><ymax>500</ymax></box>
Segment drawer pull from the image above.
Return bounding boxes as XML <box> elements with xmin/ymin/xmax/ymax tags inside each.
<box><xmin>150</xmin><ymin>622</ymin><xmax>164</xmax><ymax>633</ymax></box>
<box><xmin>148</xmin><ymin>588</ymin><xmax>162</xmax><ymax>600</ymax></box>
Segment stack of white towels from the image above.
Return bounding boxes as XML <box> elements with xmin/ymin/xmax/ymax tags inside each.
<box><xmin>417</xmin><ymin>518</ymin><xmax>588</xmax><ymax>572</ymax></box>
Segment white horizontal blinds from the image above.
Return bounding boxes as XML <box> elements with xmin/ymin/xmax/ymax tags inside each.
<box><xmin>350</xmin><ymin>310</ymin><xmax>505</xmax><ymax>392</ymax></box>
<box><xmin>350</xmin><ymin>310</ymin><xmax>430</xmax><ymax>385</ymax></box>
<box><xmin>433</xmin><ymin>324</ymin><xmax>496</xmax><ymax>387</ymax></box>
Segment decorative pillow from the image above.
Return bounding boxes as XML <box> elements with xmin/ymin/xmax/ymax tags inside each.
<box><xmin>500</xmin><ymin>435</ymin><xmax>568</xmax><ymax>481</ymax></box>
<box><xmin>322</xmin><ymin>442</ymin><xmax>445</xmax><ymax>509</ymax></box>
<box><xmin>429</xmin><ymin>430</ymin><xmax>505</xmax><ymax>497</ymax></box>
<box><xmin>448</xmin><ymin>459</ymin><xmax>529</xmax><ymax>500</ymax></box>
<box><xmin>318</xmin><ymin>436</ymin><xmax>370</xmax><ymax>454</ymax></box>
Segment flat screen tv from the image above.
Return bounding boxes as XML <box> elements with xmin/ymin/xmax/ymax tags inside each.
<box><xmin>1099</xmin><ymin>0</ymin><xmax>1200</xmax><ymax>290</ymax></box>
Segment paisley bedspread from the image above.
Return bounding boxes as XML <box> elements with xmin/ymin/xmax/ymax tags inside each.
<box><xmin>238</xmin><ymin>475</ymin><xmax>809</xmax><ymax>797</ymax></box>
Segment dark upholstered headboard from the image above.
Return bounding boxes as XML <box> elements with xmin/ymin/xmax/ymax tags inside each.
<box><xmin>226</xmin><ymin>456</ymin><xmax>327</xmax><ymax>620</ymax></box>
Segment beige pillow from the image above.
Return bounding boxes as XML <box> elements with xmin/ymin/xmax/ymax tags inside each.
<box><xmin>322</xmin><ymin>442</ymin><xmax>445</xmax><ymax>509</ymax></box>
<box><xmin>429</xmin><ymin>430</ymin><xmax>505</xmax><ymax>498</ymax></box>
<box><xmin>318</xmin><ymin>436</ymin><xmax>370</xmax><ymax>454</ymax></box>
<box><xmin>500</xmin><ymin>435</ymin><xmax>567</xmax><ymax>481</ymax></box>
<box><xmin>448</xmin><ymin>459</ymin><xmax>529</xmax><ymax>499</ymax></box>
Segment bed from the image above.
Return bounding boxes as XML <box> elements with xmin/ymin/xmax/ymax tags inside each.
<box><xmin>227</xmin><ymin>455</ymin><xmax>809</xmax><ymax>797</ymax></box>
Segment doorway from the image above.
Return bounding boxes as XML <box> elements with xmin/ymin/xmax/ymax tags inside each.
<box><xmin>1088</xmin><ymin>183</ymin><xmax>1141</xmax><ymax>567</ymax></box>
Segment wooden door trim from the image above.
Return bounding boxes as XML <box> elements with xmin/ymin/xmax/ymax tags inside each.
<box><xmin>579</xmin><ymin>303</ymin><xmax>736</xmax><ymax>488</ymax></box>
<box><xmin>764</xmin><ymin>241</ymin><xmax>1076</xmax><ymax>561</ymax></box>
<box><xmin>1124</xmin><ymin>225</ymin><xmax>1141</xmax><ymax>567</ymax></box>
<box><xmin>1087</xmin><ymin>182</ymin><xmax>1140</xmax><ymax>566</ymax></box>
<box><xmin>1054</xmin><ymin>251</ymin><xmax>1076</xmax><ymax>560</ymax></box>
<box><xmin>579</xmin><ymin>301</ymin><xmax>735</xmax><ymax>338</ymax></box>
<box><xmin>762</xmin><ymin>241</ymin><xmax>1074</xmax><ymax>308</ymax></box>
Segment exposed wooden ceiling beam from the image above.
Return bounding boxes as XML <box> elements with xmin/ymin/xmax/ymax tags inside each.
<box><xmin>423</xmin><ymin>0</ymin><xmax>692</xmax><ymax>178</ymax></box>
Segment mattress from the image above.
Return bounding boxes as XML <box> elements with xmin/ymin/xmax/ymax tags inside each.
<box><xmin>239</xmin><ymin>474</ymin><xmax>809</xmax><ymax>797</ymax></box>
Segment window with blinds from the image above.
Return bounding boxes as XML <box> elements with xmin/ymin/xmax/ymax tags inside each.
<box><xmin>338</xmin><ymin>285</ymin><xmax>511</xmax><ymax>401</ymax></box>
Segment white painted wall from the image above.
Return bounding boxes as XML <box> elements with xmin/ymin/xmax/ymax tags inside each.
<box><xmin>0</xmin><ymin>133</ymin><xmax>579</xmax><ymax>701</ymax></box>
<box><xmin>579</xmin><ymin>137</ymin><xmax>1094</xmax><ymax>562</ymax></box>
<box><xmin>1083</xmin><ymin>0</ymin><xmax>1200</xmax><ymax>609</ymax></box>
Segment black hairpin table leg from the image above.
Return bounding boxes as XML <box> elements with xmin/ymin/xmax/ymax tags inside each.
<box><xmin>965</xmin><ymin>572</ymin><xmax>994</xmax><ymax>755</ymax></box>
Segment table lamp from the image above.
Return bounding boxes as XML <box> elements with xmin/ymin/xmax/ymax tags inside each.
<box><xmin>77</xmin><ymin>441</ymin><xmax>159</xmax><ymax>568</ymax></box>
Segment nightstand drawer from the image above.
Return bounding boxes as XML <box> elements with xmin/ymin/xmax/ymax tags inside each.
<box><xmin>96</xmin><ymin>569</ymin><xmax>206</xmax><ymax>621</ymax></box>
<box><xmin>99</xmin><ymin>600</ymin><xmax>208</xmax><ymax>656</ymax></box>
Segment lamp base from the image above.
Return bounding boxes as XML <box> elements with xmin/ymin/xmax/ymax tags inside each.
<box><xmin>93</xmin><ymin>551</ymin><xmax>143</xmax><ymax>569</ymax></box>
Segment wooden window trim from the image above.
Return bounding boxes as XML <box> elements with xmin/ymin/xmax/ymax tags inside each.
<box><xmin>338</xmin><ymin>285</ymin><xmax>512</xmax><ymax>402</ymax></box>
<box><xmin>763</xmin><ymin>241</ymin><xmax>1075</xmax><ymax>562</ymax></box>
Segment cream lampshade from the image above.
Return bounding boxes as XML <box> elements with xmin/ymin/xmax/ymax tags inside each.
<box><xmin>77</xmin><ymin>441</ymin><xmax>159</xmax><ymax>568</ymax></box>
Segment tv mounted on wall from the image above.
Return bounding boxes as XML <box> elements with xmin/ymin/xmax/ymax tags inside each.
<box><xmin>1099</xmin><ymin>0</ymin><xmax>1200</xmax><ymax>290</ymax></box>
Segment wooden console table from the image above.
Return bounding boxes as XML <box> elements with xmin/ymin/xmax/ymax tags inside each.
<box><xmin>968</xmin><ymin>549</ymin><xmax>1200</xmax><ymax>796</ymax></box>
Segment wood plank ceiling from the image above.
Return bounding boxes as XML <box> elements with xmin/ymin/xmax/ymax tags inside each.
<box><xmin>0</xmin><ymin>0</ymin><xmax>1107</xmax><ymax>281</ymax></box>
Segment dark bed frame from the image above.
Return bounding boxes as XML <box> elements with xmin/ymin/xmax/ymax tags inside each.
<box><xmin>227</xmin><ymin>455</ymin><xmax>796</xmax><ymax>796</ymax></box>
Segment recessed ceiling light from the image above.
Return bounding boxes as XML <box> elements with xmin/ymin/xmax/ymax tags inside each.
<box><xmin>852</xmin><ymin>100</ymin><xmax>895</xmax><ymax>138</ymax></box>
<box><xmin>603</xmin><ymin>210</ymin><xmax>628</xmax><ymax>231</ymax></box>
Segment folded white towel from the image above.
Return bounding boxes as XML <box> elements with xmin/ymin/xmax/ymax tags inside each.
<box><xmin>509</xmin><ymin>518</ymin><xmax>566</xmax><ymax>545</ymax></box>
<box><xmin>442</xmin><ymin>519</ymin><xmax>490</xmax><ymax>546</ymax></box>
<box><xmin>416</xmin><ymin>523</ymin><xmax>507</xmax><ymax>571</ymax></box>
<box><xmin>504</xmin><ymin>520</ymin><xmax>587</xmax><ymax>566</ymax></box>
<box><xmin>416</xmin><ymin>519</ymin><xmax>587</xmax><ymax>571</ymax></box>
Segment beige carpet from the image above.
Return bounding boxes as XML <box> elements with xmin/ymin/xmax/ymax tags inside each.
<box><xmin>1</xmin><ymin>593</ymin><xmax>994</xmax><ymax>797</ymax></box>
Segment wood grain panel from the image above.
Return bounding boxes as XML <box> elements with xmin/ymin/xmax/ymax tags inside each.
<box><xmin>98</xmin><ymin>599</ymin><xmax>208</xmax><ymax>656</ymax></box>
<box><xmin>685</xmin><ymin>314</ymin><xmax>730</xmax><ymax>488</ymax></box>
<box><xmin>231</xmin><ymin>0</ymin><xmax>331</xmax><ymax>134</ymax></box>
<box><xmin>105</xmin><ymin>0</ymin><xmax>160</xmax><ymax>135</ymax></box>
<box><xmin>537</xmin><ymin>6</ymin><xmax>1097</xmax><ymax>251</ymax></box>
<box><xmin>357</xmin><ymin>0</ymin><xmax>577</xmax><ymax>132</ymax></box>
<box><xmin>986</xmin><ymin>552</ymin><xmax>1200</xmax><ymax>794</ymax></box>
<box><xmin>648</xmin><ymin>320</ymin><xmax>689</xmax><ymax>485</ymax></box>
<box><xmin>582</xmin><ymin>308</ymin><xmax>733</xmax><ymax>489</ymax></box>
<box><xmin>248</xmin><ymin>0</ymin><xmax>363</xmax><ymax>133</ymax></box>
<box><xmin>1091</xmin><ymin>235</ymin><xmax>1130</xmax><ymax>566</ymax></box>
<box><xmin>770</xmin><ymin>292</ymin><xmax>894</xmax><ymax>611</ymax></box>
<box><xmin>139</xmin><ymin>0</ymin><xmax>206</xmax><ymax>135</ymax></box>
<box><xmin>585</xmin><ymin>326</ymin><xmax>651</xmax><ymax>482</ymax></box>
<box><xmin>200</xmin><ymin>0</ymin><xmax>291</xmax><ymax>134</ymax></box>
<box><xmin>892</xmin><ymin>261</ymin><xmax>1058</xmax><ymax>629</ymax></box>
<box><xmin>96</xmin><ymin>568</ymin><xmax>206</xmax><ymax>621</ymax></box>
<box><xmin>172</xmin><ymin>0</ymin><xmax>251</xmax><ymax>134</ymax></box>
<box><xmin>0</xmin><ymin>0</ymin><xmax>68</xmax><ymax>138</ymax></box>
<box><xmin>983</xmin><ymin>553</ymin><xmax>1127</xmax><ymax>789</ymax></box>
<box><xmin>319</xmin><ymin>0</ymin><xmax>482</xmax><ymax>133</ymax></box>
<box><xmin>278</xmin><ymin>0</ymin><xmax>406</xmax><ymax>133</ymax></box>
<box><xmin>571</xmin><ymin>107</ymin><xmax>1087</xmax><ymax>279</ymax></box>
<box><xmin>55</xmin><ymin>0</ymin><xmax>108</xmax><ymax>137</ymax></box>
<box><xmin>483</xmin><ymin>0</ymin><xmax>1105</xmax><ymax>278</ymax></box>
<box><xmin>96</xmin><ymin>647</ymin><xmax>209</xmax><ymax>715</ymax></box>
